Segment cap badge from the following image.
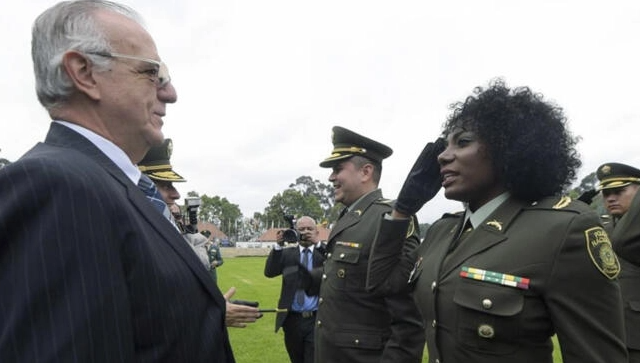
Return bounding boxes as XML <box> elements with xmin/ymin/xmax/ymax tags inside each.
<box><xmin>600</xmin><ymin>165</ymin><xmax>611</xmax><ymax>175</ymax></box>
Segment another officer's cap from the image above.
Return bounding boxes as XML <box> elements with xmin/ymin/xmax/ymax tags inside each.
<box><xmin>138</xmin><ymin>138</ymin><xmax>187</xmax><ymax>182</ymax></box>
<box><xmin>319</xmin><ymin>126</ymin><xmax>393</xmax><ymax>168</ymax></box>
<box><xmin>596</xmin><ymin>162</ymin><xmax>640</xmax><ymax>190</ymax></box>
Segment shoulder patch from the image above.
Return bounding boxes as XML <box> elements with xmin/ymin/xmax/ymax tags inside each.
<box><xmin>585</xmin><ymin>227</ymin><xmax>620</xmax><ymax>279</ymax></box>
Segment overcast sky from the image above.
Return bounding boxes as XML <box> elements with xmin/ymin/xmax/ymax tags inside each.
<box><xmin>2</xmin><ymin>0</ymin><xmax>640</xmax><ymax>224</ymax></box>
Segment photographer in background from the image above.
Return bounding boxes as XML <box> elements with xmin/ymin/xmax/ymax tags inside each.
<box><xmin>139</xmin><ymin>138</ymin><xmax>261</xmax><ymax>328</ymax></box>
<box><xmin>264</xmin><ymin>216</ymin><xmax>326</xmax><ymax>363</ymax></box>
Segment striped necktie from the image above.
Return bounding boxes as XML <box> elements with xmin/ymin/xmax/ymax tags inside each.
<box><xmin>138</xmin><ymin>174</ymin><xmax>171</xmax><ymax>221</ymax></box>
<box><xmin>296</xmin><ymin>248</ymin><xmax>311</xmax><ymax>306</ymax></box>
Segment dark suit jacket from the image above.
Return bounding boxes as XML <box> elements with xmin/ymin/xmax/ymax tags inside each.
<box><xmin>370</xmin><ymin>196</ymin><xmax>627</xmax><ymax>363</ymax></box>
<box><xmin>0</xmin><ymin>123</ymin><xmax>234</xmax><ymax>362</ymax></box>
<box><xmin>611</xmin><ymin>190</ymin><xmax>640</xmax><ymax>350</ymax></box>
<box><xmin>313</xmin><ymin>189</ymin><xmax>425</xmax><ymax>363</ymax></box>
<box><xmin>264</xmin><ymin>245</ymin><xmax>325</xmax><ymax>332</ymax></box>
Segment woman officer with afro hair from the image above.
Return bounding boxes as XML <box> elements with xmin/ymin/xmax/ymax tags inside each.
<box><xmin>367</xmin><ymin>79</ymin><xmax>627</xmax><ymax>363</ymax></box>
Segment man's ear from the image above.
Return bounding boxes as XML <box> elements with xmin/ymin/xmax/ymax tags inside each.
<box><xmin>61</xmin><ymin>51</ymin><xmax>102</xmax><ymax>101</ymax></box>
<box><xmin>360</xmin><ymin>163</ymin><xmax>374</xmax><ymax>182</ymax></box>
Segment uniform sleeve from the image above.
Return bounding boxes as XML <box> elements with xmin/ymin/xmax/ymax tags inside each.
<box><xmin>545</xmin><ymin>211</ymin><xmax>627</xmax><ymax>363</ymax></box>
<box><xmin>367</xmin><ymin>215</ymin><xmax>422</xmax><ymax>295</ymax></box>
<box><xmin>374</xmin><ymin>215</ymin><xmax>426</xmax><ymax>363</ymax></box>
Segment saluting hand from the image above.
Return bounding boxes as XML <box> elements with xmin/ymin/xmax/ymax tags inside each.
<box><xmin>395</xmin><ymin>138</ymin><xmax>445</xmax><ymax>216</ymax></box>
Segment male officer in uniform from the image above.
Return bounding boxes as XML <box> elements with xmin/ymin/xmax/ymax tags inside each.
<box><xmin>311</xmin><ymin>126</ymin><xmax>425</xmax><ymax>363</ymax></box>
<box><xmin>597</xmin><ymin>162</ymin><xmax>640</xmax><ymax>362</ymax></box>
<box><xmin>139</xmin><ymin>138</ymin><xmax>261</xmax><ymax>328</ymax></box>
<box><xmin>138</xmin><ymin>138</ymin><xmax>211</xmax><ymax>268</ymax></box>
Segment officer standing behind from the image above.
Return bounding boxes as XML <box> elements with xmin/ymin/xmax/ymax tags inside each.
<box><xmin>139</xmin><ymin>138</ymin><xmax>261</xmax><ymax>328</ymax></box>
<box><xmin>311</xmin><ymin>126</ymin><xmax>425</xmax><ymax>363</ymax></box>
<box><xmin>597</xmin><ymin>162</ymin><xmax>640</xmax><ymax>363</ymax></box>
<box><xmin>264</xmin><ymin>216</ymin><xmax>326</xmax><ymax>363</ymax></box>
<box><xmin>138</xmin><ymin>138</ymin><xmax>210</xmax><ymax>268</ymax></box>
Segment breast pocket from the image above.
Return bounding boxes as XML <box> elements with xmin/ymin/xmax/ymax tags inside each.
<box><xmin>453</xmin><ymin>278</ymin><xmax>524</xmax><ymax>355</ymax></box>
<box><xmin>325</xmin><ymin>244</ymin><xmax>362</xmax><ymax>290</ymax></box>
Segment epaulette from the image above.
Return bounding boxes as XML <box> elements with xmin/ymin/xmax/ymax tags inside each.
<box><xmin>375</xmin><ymin>198</ymin><xmax>395</xmax><ymax>207</ymax></box>
<box><xmin>442</xmin><ymin>210</ymin><xmax>464</xmax><ymax>219</ymax></box>
<box><xmin>525</xmin><ymin>195</ymin><xmax>586</xmax><ymax>213</ymax></box>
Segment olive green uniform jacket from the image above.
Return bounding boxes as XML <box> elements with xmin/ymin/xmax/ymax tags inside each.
<box><xmin>611</xmin><ymin>190</ymin><xmax>640</xmax><ymax>352</ymax></box>
<box><xmin>313</xmin><ymin>189</ymin><xmax>425</xmax><ymax>363</ymax></box>
<box><xmin>368</xmin><ymin>196</ymin><xmax>627</xmax><ymax>363</ymax></box>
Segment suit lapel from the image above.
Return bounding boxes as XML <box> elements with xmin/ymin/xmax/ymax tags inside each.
<box><xmin>45</xmin><ymin>123</ymin><xmax>225</xmax><ymax>305</ymax></box>
<box><xmin>328</xmin><ymin>189</ymin><xmax>382</xmax><ymax>243</ymax></box>
<box><xmin>440</xmin><ymin>197</ymin><xmax>526</xmax><ymax>277</ymax></box>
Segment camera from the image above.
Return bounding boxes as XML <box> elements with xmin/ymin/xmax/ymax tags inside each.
<box><xmin>184</xmin><ymin>197</ymin><xmax>201</xmax><ymax>234</ymax></box>
<box><xmin>281</xmin><ymin>214</ymin><xmax>300</xmax><ymax>243</ymax></box>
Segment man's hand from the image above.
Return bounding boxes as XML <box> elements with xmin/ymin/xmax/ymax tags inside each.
<box><xmin>395</xmin><ymin>138</ymin><xmax>445</xmax><ymax>216</ymax></box>
<box><xmin>224</xmin><ymin>287</ymin><xmax>262</xmax><ymax>328</ymax></box>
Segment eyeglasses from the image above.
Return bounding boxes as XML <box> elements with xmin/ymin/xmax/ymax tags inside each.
<box><xmin>87</xmin><ymin>51</ymin><xmax>171</xmax><ymax>88</ymax></box>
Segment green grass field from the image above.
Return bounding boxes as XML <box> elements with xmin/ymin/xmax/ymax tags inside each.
<box><xmin>217</xmin><ymin>256</ymin><xmax>563</xmax><ymax>363</ymax></box>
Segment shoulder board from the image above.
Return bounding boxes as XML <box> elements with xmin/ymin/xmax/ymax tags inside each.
<box><xmin>375</xmin><ymin>198</ymin><xmax>395</xmax><ymax>206</ymax></box>
<box><xmin>526</xmin><ymin>195</ymin><xmax>586</xmax><ymax>213</ymax></box>
<box><xmin>442</xmin><ymin>211</ymin><xmax>464</xmax><ymax>219</ymax></box>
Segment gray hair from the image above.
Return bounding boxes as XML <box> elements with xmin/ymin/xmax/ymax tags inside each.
<box><xmin>31</xmin><ymin>0</ymin><xmax>145</xmax><ymax>110</ymax></box>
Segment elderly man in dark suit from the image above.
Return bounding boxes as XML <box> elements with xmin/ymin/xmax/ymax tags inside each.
<box><xmin>265</xmin><ymin>216</ymin><xmax>326</xmax><ymax>363</ymax></box>
<box><xmin>0</xmin><ymin>1</ymin><xmax>235</xmax><ymax>362</ymax></box>
<box><xmin>310</xmin><ymin>126</ymin><xmax>425</xmax><ymax>363</ymax></box>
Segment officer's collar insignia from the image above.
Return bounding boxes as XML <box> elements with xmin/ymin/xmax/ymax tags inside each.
<box><xmin>601</xmin><ymin>165</ymin><xmax>611</xmax><ymax>175</ymax></box>
<box><xmin>354</xmin><ymin>210</ymin><xmax>362</xmax><ymax>216</ymax></box>
<box><xmin>552</xmin><ymin>196</ymin><xmax>572</xmax><ymax>209</ymax></box>
<box><xmin>485</xmin><ymin>220</ymin><xmax>502</xmax><ymax>231</ymax></box>
<box><xmin>585</xmin><ymin>227</ymin><xmax>620</xmax><ymax>279</ymax></box>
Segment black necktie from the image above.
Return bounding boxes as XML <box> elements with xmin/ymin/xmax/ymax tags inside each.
<box><xmin>137</xmin><ymin>174</ymin><xmax>171</xmax><ymax>220</ymax></box>
<box><xmin>296</xmin><ymin>248</ymin><xmax>311</xmax><ymax>306</ymax></box>
<box><xmin>449</xmin><ymin>219</ymin><xmax>473</xmax><ymax>252</ymax></box>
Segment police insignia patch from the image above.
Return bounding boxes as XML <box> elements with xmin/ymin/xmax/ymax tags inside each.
<box><xmin>585</xmin><ymin>227</ymin><xmax>620</xmax><ymax>279</ymax></box>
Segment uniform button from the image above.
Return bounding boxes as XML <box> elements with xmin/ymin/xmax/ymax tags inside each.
<box><xmin>337</xmin><ymin>269</ymin><xmax>346</xmax><ymax>278</ymax></box>
<box><xmin>482</xmin><ymin>298</ymin><xmax>493</xmax><ymax>309</ymax></box>
<box><xmin>478</xmin><ymin>324</ymin><xmax>495</xmax><ymax>339</ymax></box>
<box><xmin>317</xmin><ymin>320</ymin><xmax>322</xmax><ymax>327</ymax></box>
<box><xmin>431</xmin><ymin>281</ymin><xmax>437</xmax><ymax>291</ymax></box>
<box><xmin>435</xmin><ymin>360</ymin><xmax>440</xmax><ymax>363</ymax></box>
<box><xmin>354</xmin><ymin>339</ymin><xmax>359</xmax><ymax>345</ymax></box>
<box><xmin>322</xmin><ymin>274</ymin><xmax>327</xmax><ymax>280</ymax></box>
<box><xmin>327</xmin><ymin>253</ymin><xmax>332</xmax><ymax>258</ymax></box>
<box><xmin>340</xmin><ymin>253</ymin><xmax>346</xmax><ymax>259</ymax></box>
<box><xmin>432</xmin><ymin>320</ymin><xmax>437</xmax><ymax>328</ymax></box>
<box><xmin>319</xmin><ymin>297</ymin><xmax>323</xmax><ymax>304</ymax></box>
